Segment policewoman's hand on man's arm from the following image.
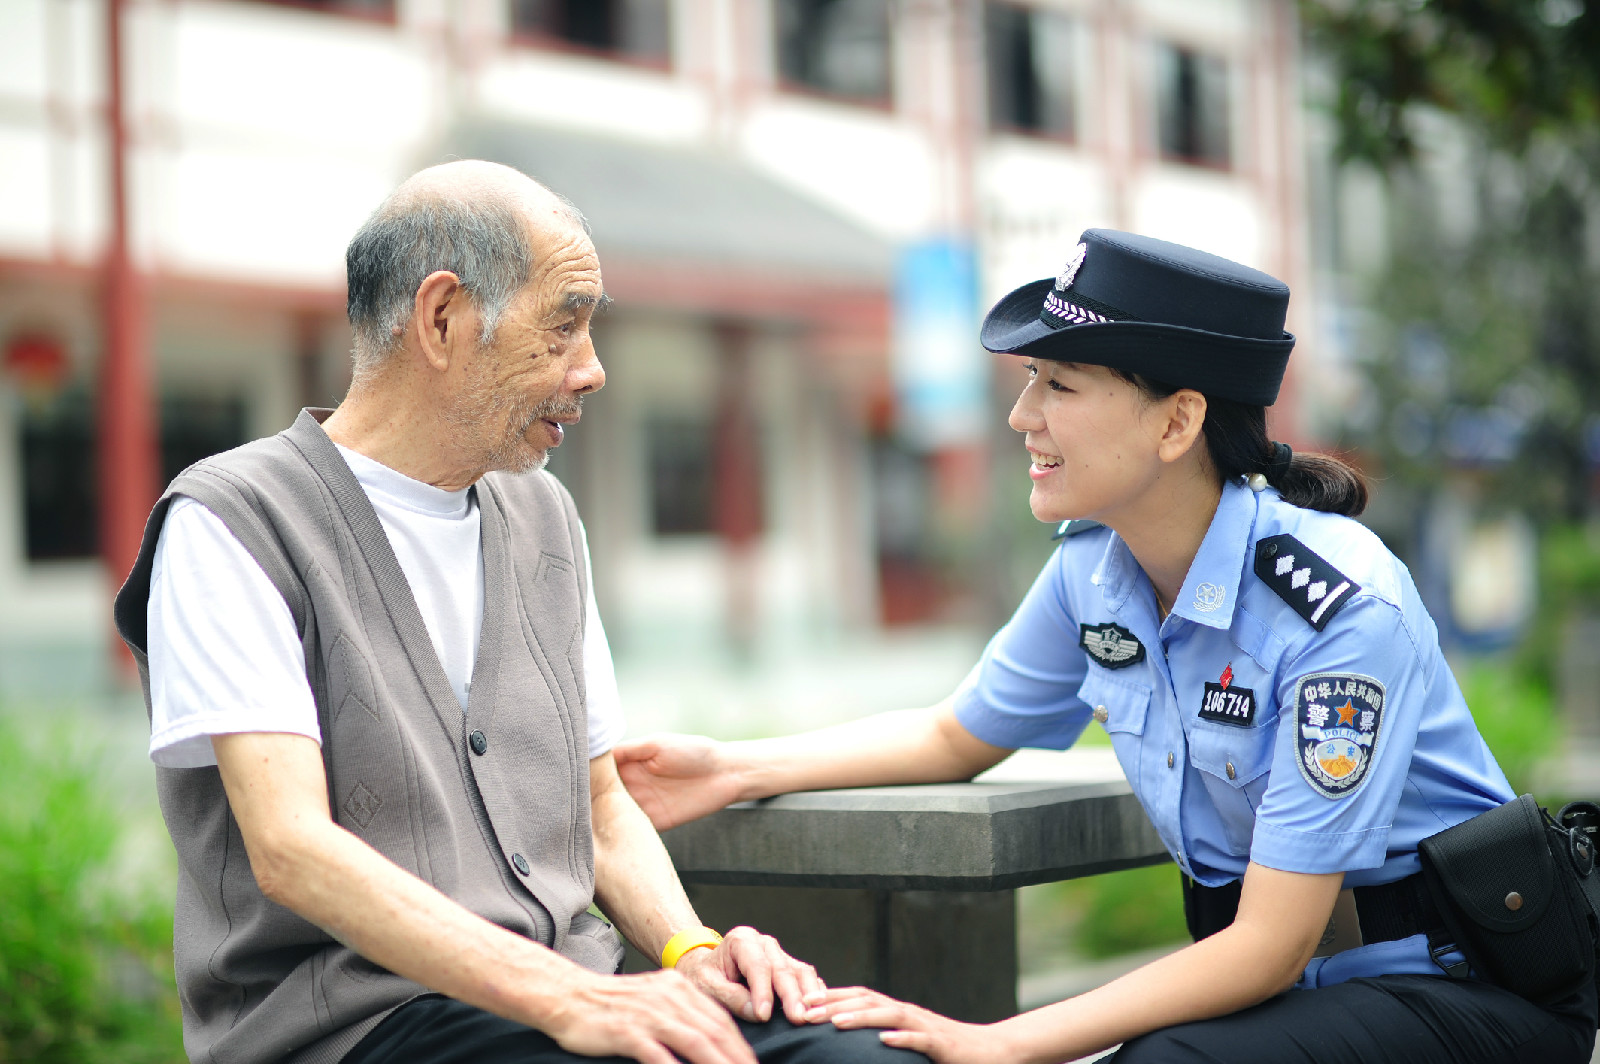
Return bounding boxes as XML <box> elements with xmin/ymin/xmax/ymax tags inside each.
<box><xmin>614</xmin><ymin>699</ymin><xmax>1013</xmax><ymax>831</ymax></box>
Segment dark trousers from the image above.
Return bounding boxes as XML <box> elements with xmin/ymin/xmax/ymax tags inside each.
<box><xmin>342</xmin><ymin>995</ymin><xmax>927</xmax><ymax>1064</ymax></box>
<box><xmin>1110</xmin><ymin>974</ymin><xmax>1597</xmax><ymax>1064</ymax></box>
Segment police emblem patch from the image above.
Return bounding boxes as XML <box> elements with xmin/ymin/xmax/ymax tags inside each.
<box><xmin>1199</xmin><ymin>663</ymin><xmax>1256</xmax><ymax>726</ymax></box>
<box><xmin>1295</xmin><ymin>672</ymin><xmax>1385</xmax><ymax>799</ymax></box>
<box><xmin>1079</xmin><ymin>622</ymin><xmax>1146</xmax><ymax>670</ymax></box>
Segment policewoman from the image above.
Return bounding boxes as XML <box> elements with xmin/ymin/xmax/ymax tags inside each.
<box><xmin>614</xmin><ymin>230</ymin><xmax>1599</xmax><ymax>1063</ymax></box>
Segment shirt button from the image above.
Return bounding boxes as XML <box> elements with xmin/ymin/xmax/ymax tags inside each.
<box><xmin>1093</xmin><ymin>705</ymin><xmax>1109</xmax><ymax>723</ymax></box>
<box><xmin>1167</xmin><ymin>752</ymin><xmax>1175</xmax><ymax>768</ymax></box>
<box><xmin>511</xmin><ymin>853</ymin><xmax>530</xmax><ymax>876</ymax></box>
<box><xmin>1225</xmin><ymin>761</ymin><xmax>1237</xmax><ymax>780</ymax></box>
<box><xmin>469</xmin><ymin>730</ymin><xmax>488</xmax><ymax>756</ymax></box>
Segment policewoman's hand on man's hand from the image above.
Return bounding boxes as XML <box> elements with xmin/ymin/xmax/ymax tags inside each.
<box><xmin>803</xmin><ymin>986</ymin><xmax>1009</xmax><ymax>1064</ymax></box>
<box><xmin>675</xmin><ymin>925</ymin><xmax>827</xmax><ymax>1026</ymax></box>
<box><xmin>613</xmin><ymin>733</ymin><xmax>745</xmax><ymax>830</ymax></box>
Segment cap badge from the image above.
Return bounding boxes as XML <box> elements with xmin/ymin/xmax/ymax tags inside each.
<box><xmin>1055</xmin><ymin>242</ymin><xmax>1088</xmax><ymax>291</ymax></box>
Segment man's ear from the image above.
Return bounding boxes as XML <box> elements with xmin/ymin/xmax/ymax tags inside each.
<box><xmin>1156</xmin><ymin>389</ymin><xmax>1208</xmax><ymax>464</ymax></box>
<box><xmin>411</xmin><ymin>270</ymin><xmax>467</xmax><ymax>372</ymax></box>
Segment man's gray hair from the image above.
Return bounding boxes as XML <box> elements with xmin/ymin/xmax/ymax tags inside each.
<box><xmin>344</xmin><ymin>182</ymin><xmax>586</xmax><ymax>377</ymax></box>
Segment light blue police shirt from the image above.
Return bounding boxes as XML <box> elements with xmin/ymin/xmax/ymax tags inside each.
<box><xmin>953</xmin><ymin>477</ymin><xmax>1514</xmax><ymax>986</ymax></box>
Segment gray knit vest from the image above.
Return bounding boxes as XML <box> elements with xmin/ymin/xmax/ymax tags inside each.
<box><xmin>113</xmin><ymin>409</ymin><xmax>623</xmax><ymax>1064</ymax></box>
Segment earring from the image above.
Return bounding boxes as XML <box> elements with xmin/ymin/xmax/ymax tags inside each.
<box><xmin>1248</xmin><ymin>473</ymin><xmax>1268</xmax><ymax>491</ymax></box>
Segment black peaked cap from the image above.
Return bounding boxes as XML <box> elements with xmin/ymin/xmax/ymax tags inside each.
<box><xmin>980</xmin><ymin>229</ymin><xmax>1294</xmax><ymax>406</ymax></box>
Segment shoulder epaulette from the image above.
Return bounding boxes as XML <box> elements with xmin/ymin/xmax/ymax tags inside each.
<box><xmin>1253</xmin><ymin>533</ymin><xmax>1361</xmax><ymax>631</ymax></box>
<box><xmin>1052</xmin><ymin>519</ymin><xmax>1105</xmax><ymax>542</ymax></box>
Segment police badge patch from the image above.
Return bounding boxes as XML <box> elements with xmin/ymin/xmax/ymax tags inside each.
<box><xmin>1295</xmin><ymin>672</ymin><xmax>1386</xmax><ymax>799</ymax></box>
<box><xmin>1079</xmin><ymin>622</ymin><xmax>1146</xmax><ymax>670</ymax></box>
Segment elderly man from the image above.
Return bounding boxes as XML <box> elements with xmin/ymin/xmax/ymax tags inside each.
<box><xmin>113</xmin><ymin>162</ymin><xmax>914</xmax><ymax>1064</ymax></box>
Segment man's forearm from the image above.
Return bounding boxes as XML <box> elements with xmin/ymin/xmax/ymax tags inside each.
<box><xmin>214</xmin><ymin>733</ymin><xmax>593</xmax><ymax>1032</ymax></box>
<box><xmin>591</xmin><ymin>754</ymin><xmax>702</xmax><ymax>962</ymax></box>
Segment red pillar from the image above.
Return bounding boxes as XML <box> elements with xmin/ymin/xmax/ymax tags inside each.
<box><xmin>712</xmin><ymin>322</ymin><xmax>763</xmax><ymax>654</ymax></box>
<box><xmin>100</xmin><ymin>0</ymin><xmax>159</xmax><ymax>613</ymax></box>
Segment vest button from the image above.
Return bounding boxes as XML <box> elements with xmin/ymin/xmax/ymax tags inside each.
<box><xmin>1225</xmin><ymin>761</ymin><xmax>1237</xmax><ymax>780</ymax></box>
<box><xmin>511</xmin><ymin>853</ymin><xmax>530</xmax><ymax>876</ymax></box>
<box><xmin>1505</xmin><ymin>891</ymin><xmax>1523</xmax><ymax>911</ymax></box>
<box><xmin>1092</xmin><ymin>705</ymin><xmax>1109</xmax><ymax>723</ymax></box>
<box><xmin>469</xmin><ymin>730</ymin><xmax>488</xmax><ymax>755</ymax></box>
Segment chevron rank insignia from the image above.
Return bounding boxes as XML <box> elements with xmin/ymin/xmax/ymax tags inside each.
<box><xmin>1053</xmin><ymin>519</ymin><xmax>1105</xmax><ymax>541</ymax></box>
<box><xmin>1253</xmin><ymin>534</ymin><xmax>1360</xmax><ymax>631</ymax></box>
<box><xmin>1079</xmin><ymin>622</ymin><xmax>1145</xmax><ymax>669</ymax></box>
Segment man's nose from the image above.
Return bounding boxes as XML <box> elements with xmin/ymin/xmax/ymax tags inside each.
<box><xmin>569</xmin><ymin>337</ymin><xmax>605</xmax><ymax>395</ymax></box>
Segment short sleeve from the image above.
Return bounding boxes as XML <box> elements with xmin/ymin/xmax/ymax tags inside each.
<box><xmin>1249</xmin><ymin>595</ymin><xmax>1425</xmax><ymax>874</ymax></box>
<box><xmin>578</xmin><ymin>521</ymin><xmax>624</xmax><ymax>758</ymax></box>
<box><xmin>953</xmin><ymin>545</ymin><xmax>1093</xmax><ymax>750</ymax></box>
<box><xmin>148</xmin><ymin>496</ymin><xmax>322</xmax><ymax>768</ymax></box>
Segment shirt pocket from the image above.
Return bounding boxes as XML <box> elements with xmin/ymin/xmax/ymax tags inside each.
<box><xmin>1187</xmin><ymin>715</ymin><xmax>1278</xmax><ymax>855</ymax></box>
<box><xmin>1078</xmin><ymin>670</ymin><xmax>1151</xmax><ymax>789</ymax></box>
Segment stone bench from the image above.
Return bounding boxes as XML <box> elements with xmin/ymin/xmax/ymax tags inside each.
<box><xmin>634</xmin><ymin>749</ymin><xmax>1170</xmax><ymax>1021</ymax></box>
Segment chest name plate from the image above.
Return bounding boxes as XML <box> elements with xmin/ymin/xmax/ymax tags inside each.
<box><xmin>1199</xmin><ymin>681</ymin><xmax>1258</xmax><ymax>726</ymax></box>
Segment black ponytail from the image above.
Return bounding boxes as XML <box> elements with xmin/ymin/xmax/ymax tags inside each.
<box><xmin>1115</xmin><ymin>372</ymin><xmax>1369</xmax><ymax>516</ymax></box>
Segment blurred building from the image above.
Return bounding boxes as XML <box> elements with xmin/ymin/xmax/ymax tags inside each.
<box><xmin>0</xmin><ymin>0</ymin><xmax>1311</xmax><ymax>713</ymax></box>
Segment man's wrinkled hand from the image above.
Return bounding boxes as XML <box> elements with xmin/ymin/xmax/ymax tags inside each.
<box><xmin>613</xmin><ymin>734</ymin><xmax>745</xmax><ymax>831</ymax></box>
<box><xmin>543</xmin><ymin>968</ymin><xmax>756</xmax><ymax>1064</ymax></box>
<box><xmin>675</xmin><ymin>925</ymin><xmax>827</xmax><ymax>1025</ymax></box>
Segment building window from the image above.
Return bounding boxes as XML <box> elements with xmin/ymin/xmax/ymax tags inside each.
<box><xmin>1155</xmin><ymin>43</ymin><xmax>1231</xmax><ymax>168</ymax></box>
<box><xmin>244</xmin><ymin>0</ymin><xmax>395</xmax><ymax>17</ymax></box>
<box><xmin>647</xmin><ymin>415</ymin><xmax>714</xmax><ymax>536</ymax></box>
<box><xmin>985</xmin><ymin>2</ymin><xmax>1078</xmax><ymax>140</ymax></box>
<box><xmin>774</xmin><ymin>0</ymin><xmax>892</xmax><ymax>105</ymax></box>
<box><xmin>20</xmin><ymin>392</ymin><xmax>246</xmax><ymax>562</ymax></box>
<box><xmin>511</xmin><ymin>0</ymin><xmax>672</xmax><ymax>65</ymax></box>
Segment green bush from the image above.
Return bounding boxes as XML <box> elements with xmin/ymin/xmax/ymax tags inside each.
<box><xmin>1453</xmin><ymin>662</ymin><xmax>1559</xmax><ymax>796</ymax></box>
<box><xmin>0</xmin><ymin>714</ymin><xmax>183</xmax><ymax>1064</ymax></box>
<box><xmin>1020</xmin><ymin>861</ymin><xmax>1188</xmax><ymax>966</ymax></box>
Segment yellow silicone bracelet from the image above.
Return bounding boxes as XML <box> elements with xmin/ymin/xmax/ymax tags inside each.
<box><xmin>661</xmin><ymin>926</ymin><xmax>723</xmax><ymax>969</ymax></box>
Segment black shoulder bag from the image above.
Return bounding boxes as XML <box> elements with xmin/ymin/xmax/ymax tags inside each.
<box><xmin>1418</xmin><ymin>794</ymin><xmax>1600</xmax><ymax>1006</ymax></box>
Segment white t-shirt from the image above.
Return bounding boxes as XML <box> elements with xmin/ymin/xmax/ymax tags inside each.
<box><xmin>147</xmin><ymin>445</ymin><xmax>623</xmax><ymax>769</ymax></box>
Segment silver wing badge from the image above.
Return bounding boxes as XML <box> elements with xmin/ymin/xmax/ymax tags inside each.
<box><xmin>1079</xmin><ymin>622</ymin><xmax>1146</xmax><ymax>670</ymax></box>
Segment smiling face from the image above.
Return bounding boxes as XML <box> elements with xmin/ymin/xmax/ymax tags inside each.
<box><xmin>1007</xmin><ymin>360</ymin><xmax>1177</xmax><ymax>524</ymax></box>
<box><xmin>446</xmin><ymin>221</ymin><xmax>606</xmax><ymax>475</ymax></box>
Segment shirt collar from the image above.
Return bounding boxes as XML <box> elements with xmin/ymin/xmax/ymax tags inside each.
<box><xmin>1169</xmin><ymin>478</ymin><xmax>1256</xmax><ymax>629</ymax></box>
<box><xmin>1090</xmin><ymin>530</ymin><xmax>1141</xmax><ymax>615</ymax></box>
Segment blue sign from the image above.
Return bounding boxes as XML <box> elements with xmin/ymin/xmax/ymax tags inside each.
<box><xmin>892</xmin><ymin>240</ymin><xmax>986</xmax><ymax>450</ymax></box>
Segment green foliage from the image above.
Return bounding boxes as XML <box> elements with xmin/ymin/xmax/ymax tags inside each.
<box><xmin>1024</xmin><ymin>862</ymin><xmax>1188</xmax><ymax>964</ymax></box>
<box><xmin>0</xmin><ymin>715</ymin><xmax>183</xmax><ymax>1064</ymax></box>
<box><xmin>1453</xmin><ymin>661</ymin><xmax>1558</xmax><ymax>796</ymax></box>
<box><xmin>1301</xmin><ymin>0</ymin><xmax>1600</xmax><ymax>164</ymax></box>
<box><xmin>1305</xmin><ymin>0</ymin><xmax>1600</xmax><ymax>526</ymax></box>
